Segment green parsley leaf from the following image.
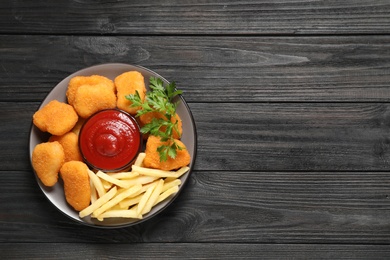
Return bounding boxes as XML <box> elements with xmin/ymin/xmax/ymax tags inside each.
<box><xmin>126</xmin><ymin>77</ymin><xmax>184</xmax><ymax>161</ymax></box>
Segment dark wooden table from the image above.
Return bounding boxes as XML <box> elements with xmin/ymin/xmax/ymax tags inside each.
<box><xmin>2</xmin><ymin>1</ymin><xmax>390</xmax><ymax>258</ymax></box>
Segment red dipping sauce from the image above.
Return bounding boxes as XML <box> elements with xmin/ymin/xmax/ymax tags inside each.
<box><xmin>79</xmin><ymin>109</ymin><xmax>142</xmax><ymax>172</ymax></box>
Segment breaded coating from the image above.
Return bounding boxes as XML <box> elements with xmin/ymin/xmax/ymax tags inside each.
<box><xmin>140</xmin><ymin>111</ymin><xmax>183</xmax><ymax>139</ymax></box>
<box><xmin>32</xmin><ymin>141</ymin><xmax>65</xmax><ymax>187</ymax></box>
<box><xmin>60</xmin><ymin>161</ymin><xmax>91</xmax><ymax>211</ymax></box>
<box><xmin>71</xmin><ymin>117</ymin><xmax>86</xmax><ymax>136</ymax></box>
<box><xmin>66</xmin><ymin>75</ymin><xmax>115</xmax><ymax>106</ymax></box>
<box><xmin>73</xmin><ymin>83</ymin><xmax>117</xmax><ymax>118</ymax></box>
<box><xmin>115</xmin><ymin>71</ymin><xmax>146</xmax><ymax>115</ymax></box>
<box><xmin>33</xmin><ymin>100</ymin><xmax>78</xmax><ymax>136</ymax></box>
<box><xmin>49</xmin><ymin>132</ymin><xmax>83</xmax><ymax>162</ymax></box>
<box><xmin>143</xmin><ymin>135</ymin><xmax>191</xmax><ymax>171</ymax></box>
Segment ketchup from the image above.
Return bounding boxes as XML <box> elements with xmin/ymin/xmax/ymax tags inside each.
<box><xmin>79</xmin><ymin>109</ymin><xmax>142</xmax><ymax>172</ymax></box>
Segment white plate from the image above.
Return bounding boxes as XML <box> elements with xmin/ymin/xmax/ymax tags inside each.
<box><xmin>29</xmin><ymin>63</ymin><xmax>197</xmax><ymax>228</ymax></box>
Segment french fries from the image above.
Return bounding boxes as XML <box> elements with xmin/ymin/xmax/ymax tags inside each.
<box><xmin>87</xmin><ymin>169</ymin><xmax>105</xmax><ymax>197</ymax></box>
<box><xmin>96</xmin><ymin>170</ymin><xmax>135</xmax><ymax>189</ymax></box>
<box><xmin>79</xmin><ymin>186</ymin><xmax>117</xmax><ymax>218</ymax></box>
<box><xmin>92</xmin><ymin>184</ymin><xmax>142</xmax><ymax>218</ymax></box>
<box><xmin>141</xmin><ymin>179</ymin><xmax>164</xmax><ymax>215</ymax></box>
<box><xmin>107</xmin><ymin>171</ymin><xmax>139</xmax><ymax>179</ymax></box>
<box><xmin>79</xmin><ymin>153</ymin><xmax>189</xmax><ymax>221</ymax></box>
<box><xmin>131</xmin><ymin>165</ymin><xmax>189</xmax><ymax>178</ymax></box>
<box><xmin>96</xmin><ymin>209</ymin><xmax>140</xmax><ymax>221</ymax></box>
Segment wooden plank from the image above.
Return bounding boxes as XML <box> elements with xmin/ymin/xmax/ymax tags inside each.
<box><xmin>192</xmin><ymin>102</ymin><xmax>390</xmax><ymax>171</ymax></box>
<box><xmin>6</xmin><ymin>102</ymin><xmax>390</xmax><ymax>171</ymax></box>
<box><xmin>0</xmin><ymin>1</ymin><xmax>389</xmax><ymax>35</ymax></box>
<box><xmin>1</xmin><ymin>243</ymin><xmax>390</xmax><ymax>259</ymax></box>
<box><xmin>1</xmin><ymin>35</ymin><xmax>390</xmax><ymax>102</ymax></box>
<box><xmin>0</xmin><ymin>102</ymin><xmax>36</xmax><ymax>172</ymax></box>
<box><xmin>1</xmin><ymin>170</ymin><xmax>389</xmax><ymax>243</ymax></box>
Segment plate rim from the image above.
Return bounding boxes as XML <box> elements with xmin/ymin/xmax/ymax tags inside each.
<box><xmin>29</xmin><ymin>62</ymin><xmax>197</xmax><ymax>228</ymax></box>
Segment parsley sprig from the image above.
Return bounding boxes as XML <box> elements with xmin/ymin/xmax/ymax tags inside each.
<box><xmin>126</xmin><ymin>77</ymin><xmax>184</xmax><ymax>161</ymax></box>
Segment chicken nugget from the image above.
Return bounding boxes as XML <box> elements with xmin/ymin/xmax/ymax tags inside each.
<box><xmin>33</xmin><ymin>100</ymin><xmax>78</xmax><ymax>136</ymax></box>
<box><xmin>49</xmin><ymin>132</ymin><xmax>83</xmax><ymax>162</ymax></box>
<box><xmin>115</xmin><ymin>71</ymin><xmax>146</xmax><ymax>115</ymax></box>
<box><xmin>60</xmin><ymin>161</ymin><xmax>91</xmax><ymax>211</ymax></box>
<box><xmin>66</xmin><ymin>75</ymin><xmax>115</xmax><ymax>106</ymax></box>
<box><xmin>71</xmin><ymin>117</ymin><xmax>86</xmax><ymax>136</ymax></box>
<box><xmin>32</xmin><ymin>141</ymin><xmax>65</xmax><ymax>187</ymax></box>
<box><xmin>140</xmin><ymin>111</ymin><xmax>183</xmax><ymax>139</ymax></box>
<box><xmin>73</xmin><ymin>83</ymin><xmax>117</xmax><ymax>118</ymax></box>
<box><xmin>143</xmin><ymin>135</ymin><xmax>191</xmax><ymax>171</ymax></box>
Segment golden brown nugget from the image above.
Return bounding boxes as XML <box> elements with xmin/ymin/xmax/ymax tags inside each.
<box><xmin>32</xmin><ymin>141</ymin><xmax>65</xmax><ymax>187</ymax></box>
<box><xmin>73</xmin><ymin>83</ymin><xmax>117</xmax><ymax>118</ymax></box>
<box><xmin>66</xmin><ymin>75</ymin><xmax>115</xmax><ymax>106</ymax></box>
<box><xmin>71</xmin><ymin>117</ymin><xmax>86</xmax><ymax>136</ymax></box>
<box><xmin>140</xmin><ymin>111</ymin><xmax>183</xmax><ymax>139</ymax></box>
<box><xmin>60</xmin><ymin>161</ymin><xmax>91</xmax><ymax>211</ymax></box>
<box><xmin>49</xmin><ymin>132</ymin><xmax>83</xmax><ymax>162</ymax></box>
<box><xmin>143</xmin><ymin>135</ymin><xmax>191</xmax><ymax>171</ymax></box>
<box><xmin>33</xmin><ymin>100</ymin><xmax>78</xmax><ymax>136</ymax></box>
<box><xmin>115</xmin><ymin>71</ymin><xmax>146</xmax><ymax>115</ymax></box>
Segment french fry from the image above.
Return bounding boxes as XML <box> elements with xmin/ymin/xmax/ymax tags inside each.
<box><xmin>101</xmin><ymin>179</ymin><xmax>113</xmax><ymax>190</ymax></box>
<box><xmin>79</xmin><ymin>186</ymin><xmax>117</xmax><ymax>218</ymax></box>
<box><xmin>90</xmin><ymin>178</ymin><xmax>98</xmax><ymax>203</ymax></box>
<box><xmin>132</xmin><ymin>165</ymin><xmax>177</xmax><ymax>178</ymax></box>
<box><xmin>107</xmin><ymin>171</ymin><xmax>139</xmax><ymax>179</ymax></box>
<box><xmin>88</xmin><ymin>169</ymin><xmax>106</xmax><ymax>197</ymax></box>
<box><xmin>118</xmin><ymin>179</ymin><xmax>158</xmax><ymax>208</ymax></box>
<box><xmin>121</xmin><ymin>175</ymin><xmax>159</xmax><ymax>187</ymax></box>
<box><xmin>131</xmin><ymin>182</ymin><xmax>179</xmax><ymax>216</ymax></box>
<box><xmin>118</xmin><ymin>179</ymin><xmax>161</xmax><ymax>209</ymax></box>
<box><xmin>116</xmin><ymin>186</ymin><xmax>144</xmax><ymax>204</ymax></box>
<box><xmin>140</xmin><ymin>180</ymin><xmax>160</xmax><ymax>193</ymax></box>
<box><xmin>93</xmin><ymin>184</ymin><xmax>142</xmax><ymax>218</ymax></box>
<box><xmin>116</xmin><ymin>185</ymin><xmax>142</xmax><ymax>195</ymax></box>
<box><xmin>142</xmin><ymin>179</ymin><xmax>164</xmax><ymax>215</ymax></box>
<box><xmin>134</xmin><ymin>152</ymin><xmax>146</xmax><ymax>166</ymax></box>
<box><xmin>165</xmin><ymin>166</ymin><xmax>190</xmax><ymax>181</ymax></box>
<box><xmin>110</xmin><ymin>203</ymin><xmax>123</xmax><ymax>211</ymax></box>
<box><xmin>136</xmin><ymin>181</ymin><xmax>158</xmax><ymax>215</ymax></box>
<box><xmin>96</xmin><ymin>170</ymin><xmax>133</xmax><ymax>188</ymax></box>
<box><xmin>176</xmin><ymin>166</ymin><xmax>190</xmax><ymax>177</ymax></box>
<box><xmin>155</xmin><ymin>185</ymin><xmax>179</xmax><ymax>205</ymax></box>
<box><xmin>162</xmin><ymin>179</ymin><xmax>181</xmax><ymax>192</ymax></box>
<box><xmin>119</xmin><ymin>194</ymin><xmax>143</xmax><ymax>209</ymax></box>
<box><xmin>96</xmin><ymin>209</ymin><xmax>142</xmax><ymax>221</ymax></box>
<box><xmin>132</xmin><ymin>165</ymin><xmax>190</xmax><ymax>179</ymax></box>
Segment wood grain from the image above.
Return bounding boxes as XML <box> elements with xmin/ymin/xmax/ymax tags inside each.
<box><xmin>2</xmin><ymin>1</ymin><xmax>390</xmax><ymax>257</ymax></box>
<box><xmin>10</xmin><ymin>102</ymin><xmax>390</xmax><ymax>172</ymax></box>
<box><xmin>2</xmin><ymin>243</ymin><xmax>390</xmax><ymax>259</ymax></box>
<box><xmin>1</xmin><ymin>35</ymin><xmax>389</xmax><ymax>103</ymax></box>
<box><xmin>1</xmin><ymin>171</ymin><xmax>389</xmax><ymax>243</ymax></box>
<box><xmin>0</xmin><ymin>1</ymin><xmax>389</xmax><ymax>35</ymax></box>
<box><xmin>192</xmin><ymin>102</ymin><xmax>390</xmax><ymax>171</ymax></box>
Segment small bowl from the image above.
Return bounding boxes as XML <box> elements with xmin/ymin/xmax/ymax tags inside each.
<box><xmin>79</xmin><ymin>109</ymin><xmax>142</xmax><ymax>173</ymax></box>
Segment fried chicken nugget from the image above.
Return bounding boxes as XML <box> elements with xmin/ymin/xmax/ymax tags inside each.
<box><xmin>49</xmin><ymin>132</ymin><xmax>83</xmax><ymax>162</ymax></box>
<box><xmin>73</xmin><ymin>83</ymin><xmax>117</xmax><ymax>118</ymax></box>
<box><xmin>71</xmin><ymin>117</ymin><xmax>86</xmax><ymax>135</ymax></box>
<box><xmin>115</xmin><ymin>71</ymin><xmax>146</xmax><ymax>115</ymax></box>
<box><xmin>66</xmin><ymin>75</ymin><xmax>115</xmax><ymax>106</ymax></box>
<box><xmin>60</xmin><ymin>161</ymin><xmax>91</xmax><ymax>211</ymax></box>
<box><xmin>32</xmin><ymin>141</ymin><xmax>65</xmax><ymax>187</ymax></box>
<box><xmin>143</xmin><ymin>135</ymin><xmax>191</xmax><ymax>171</ymax></box>
<box><xmin>33</xmin><ymin>100</ymin><xmax>78</xmax><ymax>136</ymax></box>
<box><xmin>140</xmin><ymin>111</ymin><xmax>183</xmax><ymax>139</ymax></box>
